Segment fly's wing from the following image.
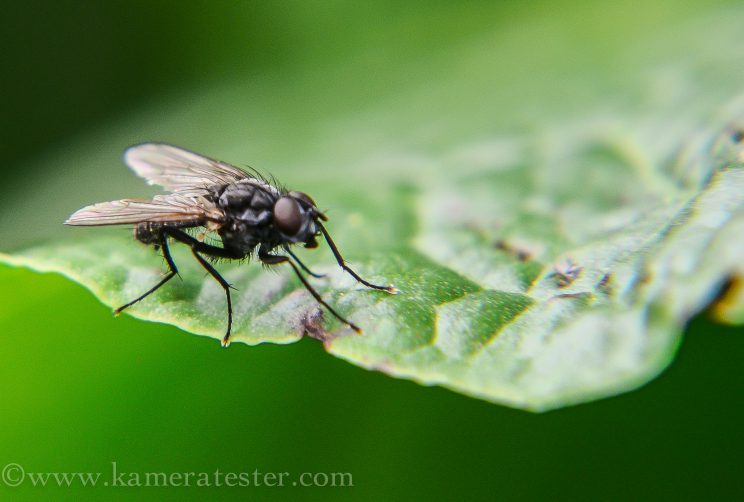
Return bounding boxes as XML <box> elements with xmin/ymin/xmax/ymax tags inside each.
<box><xmin>65</xmin><ymin>194</ymin><xmax>225</xmax><ymax>226</ymax></box>
<box><xmin>124</xmin><ymin>143</ymin><xmax>254</xmax><ymax>195</ymax></box>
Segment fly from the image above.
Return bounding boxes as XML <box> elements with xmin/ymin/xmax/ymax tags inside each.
<box><xmin>65</xmin><ymin>143</ymin><xmax>397</xmax><ymax>347</ymax></box>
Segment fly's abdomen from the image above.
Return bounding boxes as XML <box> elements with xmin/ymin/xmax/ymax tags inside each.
<box><xmin>134</xmin><ymin>222</ymin><xmax>163</xmax><ymax>245</ymax></box>
<box><xmin>134</xmin><ymin>221</ymin><xmax>202</xmax><ymax>245</ymax></box>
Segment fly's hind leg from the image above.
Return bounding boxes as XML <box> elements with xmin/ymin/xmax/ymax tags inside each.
<box><xmin>115</xmin><ymin>232</ymin><xmax>178</xmax><ymax>315</ymax></box>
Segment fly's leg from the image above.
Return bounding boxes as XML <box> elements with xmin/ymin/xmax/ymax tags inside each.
<box><xmin>317</xmin><ymin>222</ymin><xmax>397</xmax><ymax>294</ymax></box>
<box><xmin>191</xmin><ymin>250</ymin><xmax>234</xmax><ymax>347</ymax></box>
<box><xmin>115</xmin><ymin>233</ymin><xmax>178</xmax><ymax>315</ymax></box>
<box><xmin>162</xmin><ymin>227</ymin><xmax>243</xmax><ymax>347</ymax></box>
<box><xmin>286</xmin><ymin>247</ymin><xmax>325</xmax><ymax>279</ymax></box>
<box><xmin>259</xmin><ymin>247</ymin><xmax>362</xmax><ymax>334</ymax></box>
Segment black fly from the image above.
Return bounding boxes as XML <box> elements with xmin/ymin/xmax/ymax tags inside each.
<box><xmin>65</xmin><ymin>143</ymin><xmax>397</xmax><ymax>347</ymax></box>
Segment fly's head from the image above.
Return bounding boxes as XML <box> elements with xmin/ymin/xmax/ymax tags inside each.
<box><xmin>273</xmin><ymin>191</ymin><xmax>326</xmax><ymax>247</ymax></box>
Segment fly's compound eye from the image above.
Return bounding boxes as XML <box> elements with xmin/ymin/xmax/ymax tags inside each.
<box><xmin>273</xmin><ymin>196</ymin><xmax>303</xmax><ymax>235</ymax></box>
<box><xmin>289</xmin><ymin>191</ymin><xmax>317</xmax><ymax>208</ymax></box>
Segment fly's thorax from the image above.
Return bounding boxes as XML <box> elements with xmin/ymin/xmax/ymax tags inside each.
<box><xmin>218</xmin><ymin>220</ymin><xmax>263</xmax><ymax>255</ymax></box>
<box><xmin>216</xmin><ymin>180</ymin><xmax>277</xmax><ymax>227</ymax></box>
<box><xmin>214</xmin><ymin>181</ymin><xmax>275</xmax><ymax>255</ymax></box>
<box><xmin>214</xmin><ymin>181</ymin><xmax>321</xmax><ymax>252</ymax></box>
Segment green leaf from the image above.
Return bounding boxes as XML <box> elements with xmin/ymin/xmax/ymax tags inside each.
<box><xmin>3</xmin><ymin>2</ymin><xmax>744</xmax><ymax>410</ymax></box>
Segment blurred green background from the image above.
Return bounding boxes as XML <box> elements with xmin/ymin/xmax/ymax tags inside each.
<box><xmin>2</xmin><ymin>1</ymin><xmax>743</xmax><ymax>500</ymax></box>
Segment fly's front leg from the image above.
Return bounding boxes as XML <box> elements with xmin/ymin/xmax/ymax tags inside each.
<box><xmin>285</xmin><ymin>247</ymin><xmax>326</xmax><ymax>279</ymax></box>
<box><xmin>259</xmin><ymin>247</ymin><xmax>362</xmax><ymax>333</ymax></box>
<box><xmin>316</xmin><ymin>222</ymin><xmax>397</xmax><ymax>294</ymax></box>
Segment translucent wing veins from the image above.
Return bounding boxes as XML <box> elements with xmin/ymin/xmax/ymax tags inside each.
<box><xmin>65</xmin><ymin>194</ymin><xmax>225</xmax><ymax>226</ymax></box>
<box><xmin>66</xmin><ymin>143</ymin><xmax>278</xmax><ymax>226</ymax></box>
<box><xmin>124</xmin><ymin>143</ymin><xmax>272</xmax><ymax>195</ymax></box>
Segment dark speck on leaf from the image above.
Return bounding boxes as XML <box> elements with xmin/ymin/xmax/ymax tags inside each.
<box><xmin>552</xmin><ymin>258</ymin><xmax>582</xmax><ymax>288</ymax></box>
<box><xmin>494</xmin><ymin>239</ymin><xmax>533</xmax><ymax>262</ymax></box>
<box><xmin>298</xmin><ymin>307</ymin><xmax>332</xmax><ymax>343</ymax></box>
<box><xmin>598</xmin><ymin>272</ymin><xmax>614</xmax><ymax>295</ymax></box>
